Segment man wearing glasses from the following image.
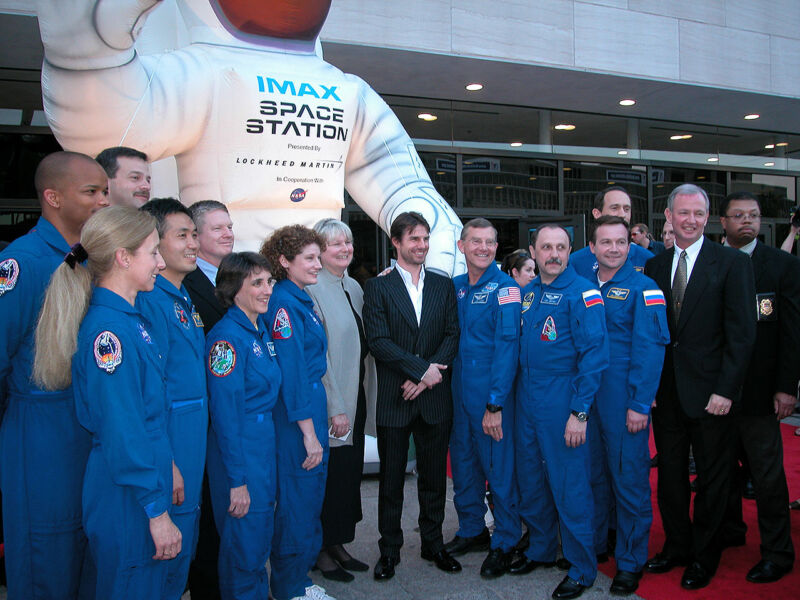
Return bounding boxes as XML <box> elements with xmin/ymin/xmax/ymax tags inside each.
<box><xmin>718</xmin><ymin>191</ymin><xmax>799</xmax><ymax>584</ymax></box>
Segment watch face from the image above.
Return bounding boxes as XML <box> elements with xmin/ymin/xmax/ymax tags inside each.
<box><xmin>212</xmin><ymin>0</ymin><xmax>332</xmax><ymax>40</ymax></box>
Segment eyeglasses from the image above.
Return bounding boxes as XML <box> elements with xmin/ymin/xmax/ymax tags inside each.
<box><xmin>467</xmin><ymin>238</ymin><xmax>498</xmax><ymax>248</ymax></box>
<box><xmin>724</xmin><ymin>212</ymin><xmax>761</xmax><ymax>221</ymax></box>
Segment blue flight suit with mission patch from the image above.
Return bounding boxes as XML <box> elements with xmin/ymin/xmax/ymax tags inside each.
<box><xmin>262</xmin><ymin>279</ymin><xmax>329</xmax><ymax>600</ymax></box>
<box><xmin>0</xmin><ymin>217</ymin><xmax>93</xmax><ymax>600</ymax></box>
<box><xmin>516</xmin><ymin>264</ymin><xmax>609</xmax><ymax>587</ymax></box>
<box><xmin>206</xmin><ymin>304</ymin><xmax>282</xmax><ymax>600</ymax></box>
<box><xmin>137</xmin><ymin>274</ymin><xmax>208</xmax><ymax>599</ymax></box>
<box><xmin>73</xmin><ymin>287</ymin><xmax>173</xmax><ymax>600</ymax></box>
<box><xmin>451</xmin><ymin>262</ymin><xmax>521</xmax><ymax>551</ymax></box>
<box><xmin>589</xmin><ymin>261</ymin><xmax>669</xmax><ymax>573</ymax></box>
<box><xmin>571</xmin><ymin>242</ymin><xmax>651</xmax><ymax>281</ymax></box>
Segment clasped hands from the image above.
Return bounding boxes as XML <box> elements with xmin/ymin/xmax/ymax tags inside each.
<box><xmin>401</xmin><ymin>362</ymin><xmax>447</xmax><ymax>401</ymax></box>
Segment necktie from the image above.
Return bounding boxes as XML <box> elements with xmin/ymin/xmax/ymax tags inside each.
<box><xmin>672</xmin><ymin>250</ymin><xmax>687</xmax><ymax>320</ymax></box>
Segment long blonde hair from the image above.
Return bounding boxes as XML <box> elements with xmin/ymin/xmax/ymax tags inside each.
<box><xmin>33</xmin><ymin>206</ymin><xmax>156</xmax><ymax>390</ymax></box>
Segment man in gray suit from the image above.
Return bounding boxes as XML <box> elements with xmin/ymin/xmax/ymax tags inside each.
<box><xmin>363</xmin><ymin>212</ymin><xmax>460</xmax><ymax>581</ymax></box>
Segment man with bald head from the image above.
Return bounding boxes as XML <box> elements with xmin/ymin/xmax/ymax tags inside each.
<box><xmin>0</xmin><ymin>151</ymin><xmax>108</xmax><ymax>599</ymax></box>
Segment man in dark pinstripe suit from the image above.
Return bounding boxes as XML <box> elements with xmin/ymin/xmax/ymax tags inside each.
<box><xmin>363</xmin><ymin>212</ymin><xmax>461</xmax><ymax>581</ymax></box>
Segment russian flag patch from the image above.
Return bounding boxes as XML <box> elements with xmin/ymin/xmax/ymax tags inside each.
<box><xmin>582</xmin><ymin>289</ymin><xmax>604</xmax><ymax>308</ymax></box>
<box><xmin>643</xmin><ymin>289</ymin><xmax>666</xmax><ymax>306</ymax></box>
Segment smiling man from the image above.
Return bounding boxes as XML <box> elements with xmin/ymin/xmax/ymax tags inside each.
<box><xmin>644</xmin><ymin>184</ymin><xmax>756</xmax><ymax>590</ymax></box>
<box><xmin>96</xmin><ymin>147</ymin><xmax>152</xmax><ymax>208</ymax></box>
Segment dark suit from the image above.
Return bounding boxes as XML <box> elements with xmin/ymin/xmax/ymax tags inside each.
<box><xmin>183</xmin><ymin>267</ymin><xmax>225</xmax><ymax>335</ymax></box>
<box><xmin>645</xmin><ymin>237</ymin><xmax>756</xmax><ymax>572</ymax></box>
<box><xmin>724</xmin><ymin>242</ymin><xmax>800</xmax><ymax>569</ymax></box>
<box><xmin>183</xmin><ymin>266</ymin><xmax>224</xmax><ymax>599</ymax></box>
<box><xmin>363</xmin><ymin>268</ymin><xmax>459</xmax><ymax>558</ymax></box>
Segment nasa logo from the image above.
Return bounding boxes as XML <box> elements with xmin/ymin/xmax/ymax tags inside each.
<box><xmin>290</xmin><ymin>188</ymin><xmax>306</xmax><ymax>203</ymax></box>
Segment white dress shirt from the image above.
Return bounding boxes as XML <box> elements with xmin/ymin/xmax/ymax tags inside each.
<box><xmin>196</xmin><ymin>256</ymin><xmax>219</xmax><ymax>286</ymax></box>
<box><xmin>395</xmin><ymin>263</ymin><xmax>425</xmax><ymax>324</ymax></box>
<box><xmin>670</xmin><ymin>236</ymin><xmax>705</xmax><ymax>284</ymax></box>
<box><xmin>724</xmin><ymin>238</ymin><xmax>757</xmax><ymax>256</ymax></box>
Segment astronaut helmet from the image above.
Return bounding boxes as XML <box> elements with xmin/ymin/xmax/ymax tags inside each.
<box><xmin>175</xmin><ymin>0</ymin><xmax>331</xmax><ymax>50</ymax></box>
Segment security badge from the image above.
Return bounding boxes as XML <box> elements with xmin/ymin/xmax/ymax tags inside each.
<box><xmin>521</xmin><ymin>292</ymin><xmax>534</xmax><ymax>313</ymax></box>
<box><xmin>174</xmin><ymin>301</ymin><xmax>190</xmax><ymax>329</ymax></box>
<box><xmin>606</xmin><ymin>287</ymin><xmax>630</xmax><ymax>301</ymax></box>
<box><xmin>94</xmin><ymin>331</ymin><xmax>122</xmax><ymax>374</ymax></box>
<box><xmin>209</xmin><ymin>340</ymin><xmax>236</xmax><ymax>377</ymax></box>
<box><xmin>471</xmin><ymin>292</ymin><xmax>489</xmax><ymax>304</ymax></box>
<box><xmin>0</xmin><ymin>258</ymin><xmax>19</xmax><ymax>296</ymax></box>
<box><xmin>756</xmin><ymin>292</ymin><xmax>776</xmax><ymax>321</ymax></box>
<box><xmin>540</xmin><ymin>292</ymin><xmax>563</xmax><ymax>306</ymax></box>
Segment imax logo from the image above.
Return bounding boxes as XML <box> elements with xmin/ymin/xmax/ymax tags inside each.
<box><xmin>257</xmin><ymin>77</ymin><xmax>341</xmax><ymax>101</ymax></box>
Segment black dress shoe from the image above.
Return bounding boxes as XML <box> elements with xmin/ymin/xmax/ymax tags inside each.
<box><xmin>556</xmin><ymin>557</ymin><xmax>571</xmax><ymax>571</ymax></box>
<box><xmin>480</xmin><ymin>548</ymin><xmax>512</xmax><ymax>579</ymax></box>
<box><xmin>373</xmin><ymin>555</ymin><xmax>399</xmax><ymax>581</ymax></box>
<box><xmin>746</xmin><ymin>559</ymin><xmax>791</xmax><ymax>583</ymax></box>
<box><xmin>609</xmin><ymin>570</ymin><xmax>642</xmax><ymax>595</ymax></box>
<box><xmin>509</xmin><ymin>554</ymin><xmax>557</xmax><ymax>575</ymax></box>
<box><xmin>317</xmin><ymin>564</ymin><xmax>354</xmax><ymax>582</ymax></box>
<box><xmin>645</xmin><ymin>552</ymin><xmax>689</xmax><ymax>574</ymax></box>
<box><xmin>443</xmin><ymin>527</ymin><xmax>491</xmax><ymax>557</ymax></box>
<box><xmin>552</xmin><ymin>576</ymin><xmax>587</xmax><ymax>599</ymax></box>
<box><xmin>337</xmin><ymin>556</ymin><xmax>369</xmax><ymax>572</ymax></box>
<box><xmin>681</xmin><ymin>562</ymin><xmax>712</xmax><ymax>590</ymax></box>
<box><xmin>421</xmin><ymin>547</ymin><xmax>462</xmax><ymax>572</ymax></box>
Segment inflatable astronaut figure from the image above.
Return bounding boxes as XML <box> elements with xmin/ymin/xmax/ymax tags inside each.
<box><xmin>36</xmin><ymin>0</ymin><xmax>465</xmax><ymax>275</ymax></box>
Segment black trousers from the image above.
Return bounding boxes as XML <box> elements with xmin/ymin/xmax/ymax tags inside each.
<box><xmin>376</xmin><ymin>416</ymin><xmax>451</xmax><ymax>558</ymax></box>
<box><xmin>187</xmin><ymin>470</ymin><xmax>221</xmax><ymax>599</ymax></box>
<box><xmin>723</xmin><ymin>413</ymin><xmax>794</xmax><ymax>569</ymax></box>
<box><xmin>652</xmin><ymin>391</ymin><xmax>734</xmax><ymax>572</ymax></box>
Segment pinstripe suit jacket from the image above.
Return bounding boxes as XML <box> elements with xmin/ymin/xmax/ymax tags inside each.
<box><xmin>363</xmin><ymin>268</ymin><xmax>459</xmax><ymax>427</ymax></box>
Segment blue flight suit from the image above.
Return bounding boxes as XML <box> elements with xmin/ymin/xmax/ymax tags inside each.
<box><xmin>206</xmin><ymin>305</ymin><xmax>281</xmax><ymax>600</ymax></box>
<box><xmin>451</xmin><ymin>262</ymin><xmax>521</xmax><ymax>551</ymax></box>
<box><xmin>137</xmin><ymin>275</ymin><xmax>209</xmax><ymax>599</ymax></box>
<box><xmin>0</xmin><ymin>217</ymin><xmax>93</xmax><ymax>600</ymax></box>
<box><xmin>589</xmin><ymin>261</ymin><xmax>669</xmax><ymax>573</ymax></box>
<box><xmin>263</xmin><ymin>280</ymin><xmax>329</xmax><ymax>600</ymax></box>
<box><xmin>516</xmin><ymin>265</ymin><xmax>609</xmax><ymax>586</ymax></box>
<box><xmin>73</xmin><ymin>287</ymin><xmax>172</xmax><ymax>600</ymax></box>
<box><xmin>571</xmin><ymin>242</ymin><xmax>651</xmax><ymax>281</ymax></box>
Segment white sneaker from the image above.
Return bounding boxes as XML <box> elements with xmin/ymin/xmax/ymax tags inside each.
<box><xmin>305</xmin><ymin>584</ymin><xmax>336</xmax><ymax>600</ymax></box>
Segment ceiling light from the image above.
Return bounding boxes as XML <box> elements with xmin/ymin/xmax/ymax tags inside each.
<box><xmin>510</xmin><ymin>142</ymin><xmax>523</xmax><ymax>147</ymax></box>
<box><xmin>764</xmin><ymin>162</ymin><xmax>775</xmax><ymax>167</ymax></box>
<box><xmin>707</xmin><ymin>157</ymin><xmax>719</xmax><ymax>162</ymax></box>
<box><xmin>465</xmin><ymin>83</ymin><xmax>483</xmax><ymax>91</ymax></box>
<box><xmin>563</xmin><ymin>167</ymin><xmax>572</xmax><ymax>171</ymax></box>
<box><xmin>554</xmin><ymin>124</ymin><xmax>576</xmax><ymax>131</ymax></box>
<box><xmin>765</xmin><ymin>144</ymin><xmax>775</xmax><ymax>149</ymax></box>
<box><xmin>697</xmin><ymin>175</ymin><xmax>706</xmax><ymax>180</ymax></box>
<box><xmin>619</xmin><ymin>99</ymin><xmax>636</xmax><ymax>106</ymax></box>
<box><xmin>776</xmin><ymin>142</ymin><xmax>789</xmax><ymax>147</ymax></box>
<box><xmin>744</xmin><ymin>114</ymin><xmax>760</xmax><ymax>120</ymax></box>
<box><xmin>670</xmin><ymin>134</ymin><xmax>693</xmax><ymax>140</ymax></box>
<box><xmin>617</xmin><ymin>150</ymin><xmax>628</xmax><ymax>155</ymax></box>
<box><xmin>529</xmin><ymin>176</ymin><xmax>537</xmax><ymax>181</ymax></box>
<box><xmin>607</xmin><ymin>181</ymin><xmax>615</xmax><ymax>185</ymax></box>
<box><xmin>495</xmin><ymin>186</ymin><xmax>504</xmax><ymax>190</ymax></box>
<box><xmin>417</xmin><ymin>113</ymin><xmax>437</xmax><ymax>121</ymax></box>
<box><xmin>435</xmin><ymin>171</ymin><xmax>445</xmax><ymax>175</ymax></box>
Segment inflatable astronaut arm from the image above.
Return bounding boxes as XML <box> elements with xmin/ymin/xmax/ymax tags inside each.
<box><xmin>344</xmin><ymin>76</ymin><xmax>465</xmax><ymax>277</ymax></box>
<box><xmin>37</xmin><ymin>0</ymin><xmax>210</xmax><ymax>159</ymax></box>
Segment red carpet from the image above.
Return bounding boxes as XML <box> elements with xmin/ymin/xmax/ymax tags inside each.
<box><xmin>598</xmin><ymin>422</ymin><xmax>800</xmax><ymax>599</ymax></box>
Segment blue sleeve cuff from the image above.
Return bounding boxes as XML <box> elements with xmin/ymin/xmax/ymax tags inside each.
<box><xmin>142</xmin><ymin>494</ymin><xmax>170</xmax><ymax>519</ymax></box>
<box><xmin>628</xmin><ymin>401</ymin><xmax>651</xmax><ymax>416</ymax></box>
<box><xmin>287</xmin><ymin>407</ymin><xmax>314</xmax><ymax>423</ymax></box>
<box><xmin>228</xmin><ymin>475</ymin><xmax>246</xmax><ymax>489</ymax></box>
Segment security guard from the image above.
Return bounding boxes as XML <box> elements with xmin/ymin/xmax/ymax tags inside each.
<box><xmin>446</xmin><ymin>218</ymin><xmax>521</xmax><ymax>578</ymax></box>
<box><xmin>205</xmin><ymin>252</ymin><xmax>281</xmax><ymax>600</ymax></box>
<box><xmin>514</xmin><ymin>224</ymin><xmax>608</xmax><ymax>600</ymax></box>
<box><xmin>571</xmin><ymin>186</ymin><xmax>651</xmax><ymax>280</ymax></box>
<box><xmin>0</xmin><ymin>152</ymin><xmax>107</xmax><ymax>599</ymax></box>
<box><xmin>261</xmin><ymin>226</ymin><xmax>333</xmax><ymax>600</ymax></box>
<box><xmin>587</xmin><ymin>216</ymin><xmax>669</xmax><ymax>595</ymax></box>
<box><xmin>137</xmin><ymin>199</ymin><xmax>208</xmax><ymax>599</ymax></box>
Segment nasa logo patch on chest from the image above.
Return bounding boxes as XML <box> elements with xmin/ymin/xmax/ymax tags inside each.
<box><xmin>457</xmin><ymin>287</ymin><xmax>466</xmax><ymax>300</ymax></box>
<box><xmin>0</xmin><ymin>258</ymin><xmax>19</xmax><ymax>296</ymax></box>
<box><xmin>252</xmin><ymin>340</ymin><xmax>263</xmax><ymax>357</ymax></box>
<box><xmin>94</xmin><ymin>331</ymin><xmax>122</xmax><ymax>374</ymax></box>
<box><xmin>174</xmin><ymin>301</ymin><xmax>191</xmax><ymax>329</ymax></box>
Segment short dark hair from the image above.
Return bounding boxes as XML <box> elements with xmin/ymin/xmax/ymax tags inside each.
<box><xmin>215</xmin><ymin>252</ymin><xmax>272</xmax><ymax>309</ymax></box>
<box><xmin>188</xmin><ymin>200</ymin><xmax>229</xmax><ymax>230</ymax></box>
<box><xmin>631</xmin><ymin>222</ymin><xmax>648</xmax><ymax>235</ymax></box>
<box><xmin>140</xmin><ymin>198</ymin><xmax>193</xmax><ymax>237</ymax></box>
<box><xmin>590</xmin><ymin>215</ymin><xmax>630</xmax><ymax>244</ymax></box>
<box><xmin>95</xmin><ymin>147</ymin><xmax>148</xmax><ymax>178</ymax></box>
<box><xmin>531</xmin><ymin>223</ymin><xmax>571</xmax><ymax>248</ymax></box>
<box><xmin>593</xmin><ymin>185</ymin><xmax>629</xmax><ymax>212</ymax></box>
<box><xmin>460</xmin><ymin>217</ymin><xmax>496</xmax><ymax>241</ymax></box>
<box><xmin>720</xmin><ymin>191</ymin><xmax>761</xmax><ymax>217</ymax></box>
<box><xmin>501</xmin><ymin>249</ymin><xmax>531</xmax><ymax>275</ymax></box>
<box><xmin>260</xmin><ymin>224</ymin><xmax>326</xmax><ymax>281</ymax></box>
<box><xmin>390</xmin><ymin>211</ymin><xmax>430</xmax><ymax>241</ymax></box>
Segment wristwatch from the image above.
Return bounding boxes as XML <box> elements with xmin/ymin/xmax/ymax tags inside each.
<box><xmin>570</xmin><ymin>410</ymin><xmax>589</xmax><ymax>422</ymax></box>
<box><xmin>486</xmin><ymin>403</ymin><xmax>503</xmax><ymax>413</ymax></box>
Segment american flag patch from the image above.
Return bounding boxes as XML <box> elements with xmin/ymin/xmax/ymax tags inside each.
<box><xmin>497</xmin><ymin>287</ymin><xmax>521</xmax><ymax>305</ymax></box>
<box><xmin>582</xmin><ymin>289</ymin><xmax>604</xmax><ymax>308</ymax></box>
<box><xmin>643</xmin><ymin>289</ymin><xmax>666</xmax><ymax>306</ymax></box>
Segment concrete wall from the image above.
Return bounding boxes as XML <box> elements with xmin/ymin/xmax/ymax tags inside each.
<box><xmin>321</xmin><ymin>0</ymin><xmax>800</xmax><ymax>98</ymax></box>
